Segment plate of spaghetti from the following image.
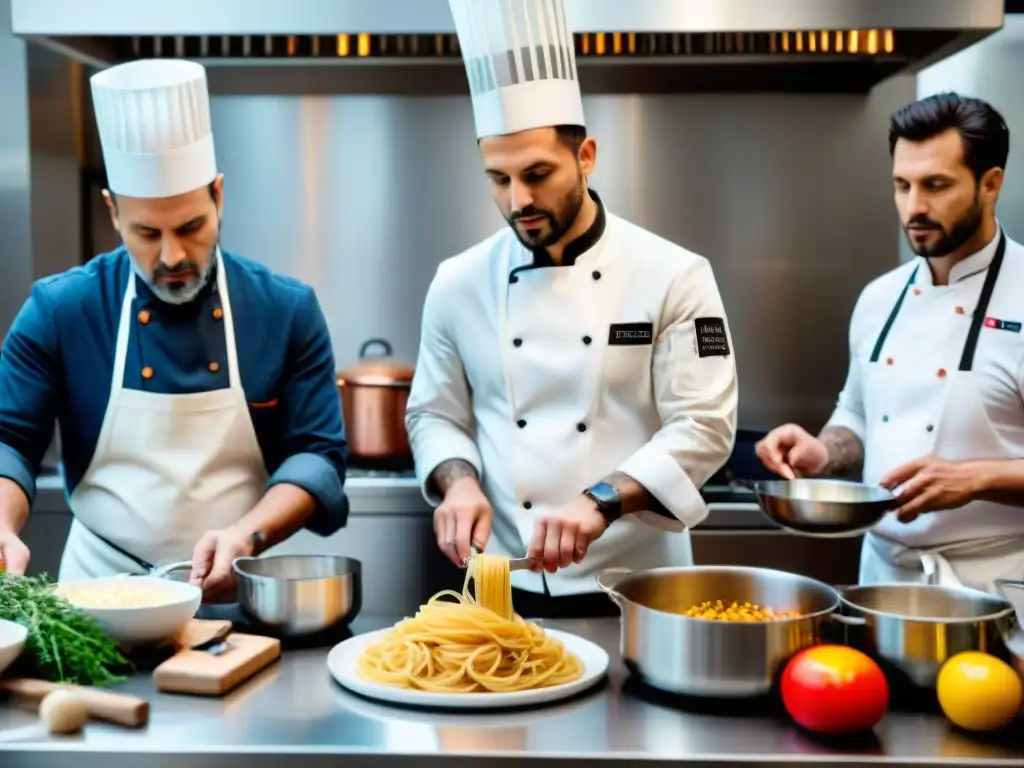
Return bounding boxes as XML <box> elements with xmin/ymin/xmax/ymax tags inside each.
<box><xmin>327</xmin><ymin>553</ymin><xmax>609</xmax><ymax>708</ymax></box>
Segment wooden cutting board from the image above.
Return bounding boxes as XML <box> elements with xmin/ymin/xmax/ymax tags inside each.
<box><xmin>171</xmin><ymin>619</ymin><xmax>233</xmax><ymax>651</ymax></box>
<box><xmin>152</xmin><ymin>633</ymin><xmax>281</xmax><ymax>696</ymax></box>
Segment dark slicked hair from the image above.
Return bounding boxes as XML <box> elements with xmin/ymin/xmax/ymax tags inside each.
<box><xmin>554</xmin><ymin>124</ymin><xmax>587</xmax><ymax>155</ymax></box>
<box><xmin>888</xmin><ymin>93</ymin><xmax>1009</xmax><ymax>180</ymax></box>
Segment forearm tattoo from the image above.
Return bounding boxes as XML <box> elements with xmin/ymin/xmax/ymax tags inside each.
<box><xmin>818</xmin><ymin>426</ymin><xmax>865</xmax><ymax>480</ymax></box>
<box><xmin>430</xmin><ymin>459</ymin><xmax>479</xmax><ymax>497</ymax></box>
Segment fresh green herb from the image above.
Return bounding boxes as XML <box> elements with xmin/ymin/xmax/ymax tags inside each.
<box><xmin>0</xmin><ymin>572</ymin><xmax>132</xmax><ymax>686</ymax></box>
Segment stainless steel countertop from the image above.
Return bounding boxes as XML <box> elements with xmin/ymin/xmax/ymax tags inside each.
<box><xmin>1</xmin><ymin>616</ymin><xmax>1021</xmax><ymax>767</ymax></box>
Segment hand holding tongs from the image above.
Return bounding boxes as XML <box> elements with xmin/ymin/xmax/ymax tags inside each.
<box><xmin>462</xmin><ymin>542</ymin><xmax>534</xmax><ymax>572</ymax></box>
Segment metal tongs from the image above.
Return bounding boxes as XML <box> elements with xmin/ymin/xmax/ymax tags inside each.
<box><xmin>462</xmin><ymin>543</ymin><xmax>534</xmax><ymax>572</ymax></box>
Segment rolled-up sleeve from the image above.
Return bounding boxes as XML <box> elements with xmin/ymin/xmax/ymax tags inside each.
<box><xmin>616</xmin><ymin>258</ymin><xmax>738</xmax><ymax>533</ymax></box>
<box><xmin>405</xmin><ymin>265</ymin><xmax>483</xmax><ymax>506</ymax></box>
<box><xmin>267</xmin><ymin>286</ymin><xmax>349</xmax><ymax>536</ymax></box>
<box><xmin>0</xmin><ymin>285</ymin><xmax>63</xmax><ymax>504</ymax></box>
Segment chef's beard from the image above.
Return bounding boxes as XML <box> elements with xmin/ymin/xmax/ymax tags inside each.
<box><xmin>904</xmin><ymin>196</ymin><xmax>982</xmax><ymax>259</ymax></box>
<box><xmin>507</xmin><ymin>178</ymin><xmax>586</xmax><ymax>250</ymax></box>
<box><xmin>131</xmin><ymin>242</ymin><xmax>218</xmax><ymax>306</ymax></box>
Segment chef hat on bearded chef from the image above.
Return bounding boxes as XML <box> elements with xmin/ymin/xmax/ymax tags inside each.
<box><xmin>90</xmin><ymin>59</ymin><xmax>217</xmax><ymax>199</ymax></box>
<box><xmin>448</xmin><ymin>0</ymin><xmax>586</xmax><ymax>138</ymax></box>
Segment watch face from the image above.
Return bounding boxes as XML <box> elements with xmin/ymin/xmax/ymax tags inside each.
<box><xmin>590</xmin><ymin>482</ymin><xmax>618</xmax><ymax>504</ymax></box>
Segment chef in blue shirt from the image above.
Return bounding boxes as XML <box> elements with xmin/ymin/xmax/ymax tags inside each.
<box><xmin>0</xmin><ymin>59</ymin><xmax>348</xmax><ymax>596</ymax></box>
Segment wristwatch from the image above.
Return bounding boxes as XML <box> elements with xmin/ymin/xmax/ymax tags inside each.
<box><xmin>583</xmin><ymin>482</ymin><xmax>623</xmax><ymax>525</ymax></box>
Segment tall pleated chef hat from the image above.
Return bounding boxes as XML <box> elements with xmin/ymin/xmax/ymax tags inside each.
<box><xmin>90</xmin><ymin>59</ymin><xmax>217</xmax><ymax>199</ymax></box>
<box><xmin>448</xmin><ymin>0</ymin><xmax>585</xmax><ymax>138</ymax></box>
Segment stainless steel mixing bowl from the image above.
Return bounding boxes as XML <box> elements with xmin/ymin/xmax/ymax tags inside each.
<box><xmin>233</xmin><ymin>555</ymin><xmax>362</xmax><ymax>636</ymax></box>
<box><xmin>752</xmin><ymin>478</ymin><xmax>898</xmax><ymax>537</ymax></box>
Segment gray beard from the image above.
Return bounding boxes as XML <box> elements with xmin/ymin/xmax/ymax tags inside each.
<box><xmin>130</xmin><ymin>253</ymin><xmax>217</xmax><ymax>305</ymax></box>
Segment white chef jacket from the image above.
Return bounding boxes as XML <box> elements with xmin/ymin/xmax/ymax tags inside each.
<box><xmin>406</xmin><ymin>194</ymin><xmax>738</xmax><ymax>596</ymax></box>
<box><xmin>826</xmin><ymin>230</ymin><xmax>1024</xmax><ymax>552</ymax></box>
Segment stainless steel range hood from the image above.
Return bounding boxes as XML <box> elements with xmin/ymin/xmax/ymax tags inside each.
<box><xmin>10</xmin><ymin>0</ymin><xmax>1005</xmax><ymax>94</ymax></box>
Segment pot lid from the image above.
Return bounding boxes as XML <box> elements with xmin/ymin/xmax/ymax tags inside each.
<box><xmin>337</xmin><ymin>338</ymin><xmax>415</xmax><ymax>385</ymax></box>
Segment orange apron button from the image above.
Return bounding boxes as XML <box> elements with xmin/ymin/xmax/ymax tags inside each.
<box><xmin>937</xmin><ymin>368</ymin><xmax>947</xmax><ymax>378</ymax></box>
<box><xmin>913</xmin><ymin>288</ymin><xmax>922</xmax><ymax>296</ymax></box>
<box><xmin>209</xmin><ymin>362</ymin><xmax>220</xmax><ymax>373</ymax></box>
<box><xmin>212</xmin><ymin>307</ymin><xmax>224</xmax><ymax>320</ymax></box>
<box><xmin>955</xmin><ymin>306</ymin><xmax>965</xmax><ymax>315</ymax></box>
<box><xmin>142</xmin><ymin>366</ymin><xmax>154</xmax><ymax>380</ymax></box>
<box><xmin>138</xmin><ymin>310</ymin><xmax>151</xmax><ymax>325</ymax></box>
<box><xmin>886</xmin><ymin>357</ymin><xmax>894</xmax><ymax>366</ymax></box>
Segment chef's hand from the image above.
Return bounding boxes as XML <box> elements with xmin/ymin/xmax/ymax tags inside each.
<box><xmin>880</xmin><ymin>455</ymin><xmax>978</xmax><ymax>523</ymax></box>
<box><xmin>0</xmin><ymin>529</ymin><xmax>30</xmax><ymax>576</ymax></box>
<box><xmin>435</xmin><ymin>478</ymin><xmax>493</xmax><ymax>567</ymax></box>
<box><xmin>189</xmin><ymin>527</ymin><xmax>254</xmax><ymax>599</ymax></box>
<box><xmin>755</xmin><ymin>424</ymin><xmax>829</xmax><ymax>480</ymax></box>
<box><xmin>527</xmin><ymin>496</ymin><xmax>607</xmax><ymax>573</ymax></box>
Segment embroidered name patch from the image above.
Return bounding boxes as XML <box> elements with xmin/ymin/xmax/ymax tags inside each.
<box><xmin>984</xmin><ymin>316</ymin><xmax>1022</xmax><ymax>333</ymax></box>
<box><xmin>608</xmin><ymin>322</ymin><xmax>654</xmax><ymax>346</ymax></box>
<box><xmin>694</xmin><ymin>317</ymin><xmax>731</xmax><ymax>358</ymax></box>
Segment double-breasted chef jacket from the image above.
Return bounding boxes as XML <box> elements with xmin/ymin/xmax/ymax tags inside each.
<box><xmin>0</xmin><ymin>246</ymin><xmax>349</xmax><ymax>572</ymax></box>
<box><xmin>406</xmin><ymin>190</ymin><xmax>739</xmax><ymax>596</ymax></box>
<box><xmin>826</xmin><ymin>227</ymin><xmax>1024</xmax><ymax>592</ymax></box>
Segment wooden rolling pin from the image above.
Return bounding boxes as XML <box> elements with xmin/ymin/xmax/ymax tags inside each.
<box><xmin>0</xmin><ymin>678</ymin><xmax>149</xmax><ymax>728</ymax></box>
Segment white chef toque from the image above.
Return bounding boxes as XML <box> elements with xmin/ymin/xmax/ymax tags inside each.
<box><xmin>90</xmin><ymin>59</ymin><xmax>217</xmax><ymax>199</ymax></box>
<box><xmin>448</xmin><ymin>0</ymin><xmax>585</xmax><ymax>139</ymax></box>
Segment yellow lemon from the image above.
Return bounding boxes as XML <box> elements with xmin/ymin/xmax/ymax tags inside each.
<box><xmin>936</xmin><ymin>651</ymin><xmax>1023</xmax><ymax>732</ymax></box>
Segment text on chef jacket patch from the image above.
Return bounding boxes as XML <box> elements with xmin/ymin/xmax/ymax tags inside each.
<box><xmin>608</xmin><ymin>322</ymin><xmax>654</xmax><ymax>346</ymax></box>
<box><xmin>694</xmin><ymin>317</ymin><xmax>730</xmax><ymax>358</ymax></box>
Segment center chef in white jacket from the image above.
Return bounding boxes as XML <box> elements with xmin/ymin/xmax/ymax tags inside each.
<box><xmin>757</xmin><ymin>93</ymin><xmax>1024</xmax><ymax>594</ymax></box>
<box><xmin>405</xmin><ymin>0</ymin><xmax>738</xmax><ymax>618</ymax></box>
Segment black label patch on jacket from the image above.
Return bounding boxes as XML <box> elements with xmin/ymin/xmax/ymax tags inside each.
<box><xmin>608</xmin><ymin>322</ymin><xmax>654</xmax><ymax>346</ymax></box>
<box><xmin>694</xmin><ymin>317</ymin><xmax>730</xmax><ymax>358</ymax></box>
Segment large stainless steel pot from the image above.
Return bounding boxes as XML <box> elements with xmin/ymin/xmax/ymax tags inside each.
<box><xmin>336</xmin><ymin>338</ymin><xmax>414</xmax><ymax>464</ymax></box>
<box><xmin>837</xmin><ymin>583</ymin><xmax>1022</xmax><ymax>687</ymax></box>
<box><xmin>596</xmin><ymin>565</ymin><xmax>841</xmax><ymax>697</ymax></box>
<box><xmin>233</xmin><ymin>555</ymin><xmax>362</xmax><ymax>636</ymax></box>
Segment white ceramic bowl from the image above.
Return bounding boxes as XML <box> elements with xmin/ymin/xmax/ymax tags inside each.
<box><xmin>56</xmin><ymin>575</ymin><xmax>202</xmax><ymax>647</ymax></box>
<box><xmin>0</xmin><ymin>618</ymin><xmax>28</xmax><ymax>676</ymax></box>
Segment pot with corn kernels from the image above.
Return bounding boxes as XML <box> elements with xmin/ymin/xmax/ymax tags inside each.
<box><xmin>596</xmin><ymin>565</ymin><xmax>841</xmax><ymax>697</ymax></box>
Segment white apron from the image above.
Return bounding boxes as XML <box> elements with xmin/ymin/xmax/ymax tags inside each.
<box><xmin>59</xmin><ymin>252</ymin><xmax>269</xmax><ymax>580</ymax></box>
<box><xmin>858</xmin><ymin>231</ymin><xmax>1024</xmax><ymax>594</ymax></box>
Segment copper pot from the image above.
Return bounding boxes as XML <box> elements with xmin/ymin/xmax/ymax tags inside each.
<box><xmin>336</xmin><ymin>338</ymin><xmax>415</xmax><ymax>464</ymax></box>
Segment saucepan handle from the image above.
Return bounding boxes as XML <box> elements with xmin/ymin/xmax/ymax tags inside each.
<box><xmin>595</xmin><ymin>567</ymin><xmax>633</xmax><ymax>608</ymax></box>
<box><xmin>360</xmin><ymin>338</ymin><xmax>393</xmax><ymax>358</ymax></box>
<box><xmin>151</xmin><ymin>560</ymin><xmax>193</xmax><ymax>578</ymax></box>
<box><xmin>828</xmin><ymin>612</ymin><xmax>868</xmax><ymax>626</ymax></box>
<box><xmin>995</xmin><ymin>579</ymin><xmax>1024</xmax><ymax>623</ymax></box>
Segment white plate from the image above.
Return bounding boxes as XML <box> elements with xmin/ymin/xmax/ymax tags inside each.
<box><xmin>327</xmin><ymin>627</ymin><xmax>609</xmax><ymax>709</ymax></box>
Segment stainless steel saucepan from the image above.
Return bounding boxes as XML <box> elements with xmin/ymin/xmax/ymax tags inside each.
<box><xmin>596</xmin><ymin>565</ymin><xmax>841</xmax><ymax>697</ymax></box>
<box><xmin>838</xmin><ymin>582</ymin><xmax>1023</xmax><ymax>686</ymax></box>
<box><xmin>748</xmin><ymin>478</ymin><xmax>899</xmax><ymax>538</ymax></box>
<box><xmin>233</xmin><ymin>555</ymin><xmax>362</xmax><ymax>636</ymax></box>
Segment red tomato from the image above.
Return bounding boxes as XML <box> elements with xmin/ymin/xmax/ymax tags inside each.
<box><xmin>781</xmin><ymin>645</ymin><xmax>889</xmax><ymax>734</ymax></box>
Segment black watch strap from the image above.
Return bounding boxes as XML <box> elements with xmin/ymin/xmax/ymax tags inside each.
<box><xmin>250</xmin><ymin>530</ymin><xmax>267</xmax><ymax>556</ymax></box>
<box><xmin>583</xmin><ymin>481</ymin><xmax>622</xmax><ymax>524</ymax></box>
